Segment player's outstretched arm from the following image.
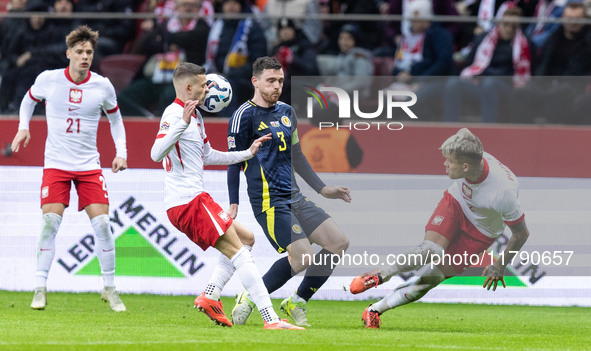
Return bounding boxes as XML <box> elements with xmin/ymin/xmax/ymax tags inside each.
<box><xmin>11</xmin><ymin>130</ymin><xmax>31</xmax><ymax>152</ymax></box>
<box><xmin>12</xmin><ymin>89</ymin><xmax>38</xmax><ymax>152</ymax></box>
<box><xmin>203</xmin><ymin>133</ymin><xmax>270</xmax><ymax>166</ymax></box>
<box><xmin>320</xmin><ymin>185</ymin><xmax>352</xmax><ymax>203</ymax></box>
<box><xmin>482</xmin><ymin>220</ymin><xmax>530</xmax><ymax>291</ymax></box>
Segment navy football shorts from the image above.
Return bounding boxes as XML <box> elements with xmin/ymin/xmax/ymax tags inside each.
<box><xmin>254</xmin><ymin>196</ymin><xmax>330</xmax><ymax>253</ymax></box>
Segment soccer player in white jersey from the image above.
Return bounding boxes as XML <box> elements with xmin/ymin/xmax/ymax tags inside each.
<box><xmin>10</xmin><ymin>26</ymin><xmax>128</xmax><ymax>312</ymax></box>
<box><xmin>150</xmin><ymin>62</ymin><xmax>303</xmax><ymax>330</ymax></box>
<box><xmin>349</xmin><ymin>128</ymin><xmax>531</xmax><ymax>328</ymax></box>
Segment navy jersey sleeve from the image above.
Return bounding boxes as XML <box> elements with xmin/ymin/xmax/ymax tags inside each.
<box><xmin>228</xmin><ymin>108</ymin><xmax>252</xmax><ymax>152</ymax></box>
<box><xmin>227</xmin><ymin>107</ymin><xmax>252</xmax><ymax>205</ymax></box>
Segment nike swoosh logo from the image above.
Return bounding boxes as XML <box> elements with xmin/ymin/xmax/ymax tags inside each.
<box><xmin>103</xmin><ymin>249</ymin><xmax>114</xmax><ymax>252</ymax></box>
<box><xmin>40</xmin><ymin>248</ymin><xmax>52</xmax><ymax>251</ymax></box>
<box><xmin>68</xmin><ymin>107</ymin><xmax>79</xmax><ymax>111</ymax></box>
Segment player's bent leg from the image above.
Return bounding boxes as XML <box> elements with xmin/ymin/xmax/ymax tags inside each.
<box><xmin>86</xmin><ymin>204</ymin><xmax>126</xmax><ymax>312</ymax></box>
<box><xmin>203</xmin><ymin>251</ymin><xmax>236</xmax><ymax>301</ymax></box>
<box><xmin>32</xmin><ymin>205</ymin><xmax>64</xmax><ymax>310</ymax></box>
<box><xmin>286</xmin><ymin>238</ymin><xmax>314</xmax><ymax>274</ymax></box>
<box><xmin>216</xmin><ymin>228</ymin><xmax>302</xmax><ymax>329</ymax></box>
<box><xmin>282</xmin><ymin>220</ymin><xmax>348</xmax><ymax>326</ymax></box>
<box><xmin>308</xmin><ymin>218</ymin><xmax>349</xmax><ymax>255</ymax></box>
<box><xmin>278</xmin><ymin>239</ymin><xmax>314</xmax><ymax>326</ymax></box>
<box><xmin>364</xmin><ymin>265</ymin><xmax>446</xmax><ymax>328</ymax></box>
<box><xmin>351</xmin><ymin>232</ymin><xmax>447</xmax><ymax>294</ymax></box>
<box><xmin>378</xmin><ymin>233</ymin><xmax>447</xmax><ymax>282</ymax></box>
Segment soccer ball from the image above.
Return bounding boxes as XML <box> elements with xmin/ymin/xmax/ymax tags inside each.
<box><xmin>200</xmin><ymin>73</ymin><xmax>233</xmax><ymax>113</ymax></box>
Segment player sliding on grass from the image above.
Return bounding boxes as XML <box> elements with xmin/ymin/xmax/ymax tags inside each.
<box><xmin>350</xmin><ymin>128</ymin><xmax>531</xmax><ymax>328</ymax></box>
<box><xmin>151</xmin><ymin>62</ymin><xmax>303</xmax><ymax>330</ymax></box>
<box><xmin>11</xmin><ymin>25</ymin><xmax>127</xmax><ymax>312</ymax></box>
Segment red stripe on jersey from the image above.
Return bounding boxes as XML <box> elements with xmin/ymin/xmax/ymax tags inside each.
<box><xmin>64</xmin><ymin>67</ymin><xmax>91</xmax><ymax>85</ymax></box>
<box><xmin>173</xmin><ymin>98</ymin><xmax>198</xmax><ymax>118</ymax></box>
<box><xmin>504</xmin><ymin>213</ymin><xmax>525</xmax><ymax>226</ymax></box>
<box><xmin>174</xmin><ymin>98</ymin><xmax>185</xmax><ymax>107</ymax></box>
<box><xmin>156</xmin><ymin>133</ymin><xmax>166</xmax><ymax>139</ymax></box>
<box><xmin>204</xmin><ymin>137</ymin><xmax>209</xmax><ymax>144</ymax></box>
<box><xmin>466</xmin><ymin>159</ymin><xmax>489</xmax><ymax>184</ymax></box>
<box><xmin>106</xmin><ymin>105</ymin><xmax>119</xmax><ymax>114</ymax></box>
<box><xmin>28</xmin><ymin>89</ymin><xmax>41</xmax><ymax>103</ymax></box>
<box><xmin>175</xmin><ymin>141</ymin><xmax>184</xmax><ymax>170</ymax></box>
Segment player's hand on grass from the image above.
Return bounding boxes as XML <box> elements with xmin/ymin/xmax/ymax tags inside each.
<box><xmin>11</xmin><ymin>129</ymin><xmax>31</xmax><ymax>152</ymax></box>
<box><xmin>249</xmin><ymin>133</ymin><xmax>272</xmax><ymax>155</ymax></box>
<box><xmin>227</xmin><ymin>203</ymin><xmax>238</xmax><ymax>219</ymax></box>
<box><xmin>320</xmin><ymin>186</ymin><xmax>351</xmax><ymax>203</ymax></box>
<box><xmin>482</xmin><ymin>264</ymin><xmax>506</xmax><ymax>291</ymax></box>
<box><xmin>182</xmin><ymin>100</ymin><xmax>199</xmax><ymax>124</ymax></box>
<box><xmin>112</xmin><ymin>157</ymin><xmax>127</xmax><ymax>173</ymax></box>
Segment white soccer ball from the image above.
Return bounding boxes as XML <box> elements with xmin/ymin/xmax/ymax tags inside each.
<box><xmin>200</xmin><ymin>73</ymin><xmax>233</xmax><ymax>113</ymax></box>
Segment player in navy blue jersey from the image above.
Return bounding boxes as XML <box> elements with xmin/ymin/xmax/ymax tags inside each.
<box><xmin>227</xmin><ymin>56</ymin><xmax>351</xmax><ymax>326</ymax></box>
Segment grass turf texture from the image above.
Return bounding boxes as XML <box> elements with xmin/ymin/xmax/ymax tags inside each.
<box><xmin>0</xmin><ymin>291</ymin><xmax>589</xmax><ymax>351</ymax></box>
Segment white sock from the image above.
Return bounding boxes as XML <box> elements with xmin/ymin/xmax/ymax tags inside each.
<box><xmin>379</xmin><ymin>241</ymin><xmax>445</xmax><ymax>281</ymax></box>
<box><xmin>35</xmin><ymin>213</ymin><xmax>62</xmax><ymax>288</ymax></box>
<box><xmin>204</xmin><ymin>252</ymin><xmax>236</xmax><ymax>300</ymax></box>
<box><xmin>373</xmin><ymin>266</ymin><xmax>445</xmax><ymax>314</ymax></box>
<box><xmin>291</xmin><ymin>293</ymin><xmax>306</xmax><ymax>304</ymax></box>
<box><xmin>91</xmin><ymin>214</ymin><xmax>116</xmax><ymax>288</ymax></box>
<box><xmin>231</xmin><ymin>246</ymin><xmax>280</xmax><ymax>323</ymax></box>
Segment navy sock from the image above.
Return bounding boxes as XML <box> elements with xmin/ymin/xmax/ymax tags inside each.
<box><xmin>296</xmin><ymin>249</ymin><xmax>337</xmax><ymax>301</ymax></box>
<box><xmin>262</xmin><ymin>256</ymin><xmax>295</xmax><ymax>294</ymax></box>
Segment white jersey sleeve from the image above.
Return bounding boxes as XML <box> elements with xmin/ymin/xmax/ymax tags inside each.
<box><xmin>18</xmin><ymin>70</ymin><xmax>53</xmax><ymax>130</ymax></box>
<box><xmin>496</xmin><ymin>189</ymin><xmax>524</xmax><ymax>225</ymax></box>
<box><xmin>151</xmin><ymin>110</ymin><xmax>189</xmax><ymax>162</ymax></box>
<box><xmin>103</xmin><ymin>80</ymin><xmax>127</xmax><ymax>159</ymax></box>
<box><xmin>201</xmin><ymin>114</ymin><xmax>252</xmax><ymax>166</ymax></box>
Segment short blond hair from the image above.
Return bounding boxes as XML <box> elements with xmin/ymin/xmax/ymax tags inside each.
<box><xmin>440</xmin><ymin>128</ymin><xmax>483</xmax><ymax>165</ymax></box>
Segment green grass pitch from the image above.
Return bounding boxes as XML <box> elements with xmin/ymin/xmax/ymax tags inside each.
<box><xmin>1</xmin><ymin>291</ymin><xmax>589</xmax><ymax>351</ymax></box>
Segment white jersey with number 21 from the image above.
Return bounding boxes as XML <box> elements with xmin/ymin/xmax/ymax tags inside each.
<box><xmin>19</xmin><ymin>68</ymin><xmax>125</xmax><ymax>171</ymax></box>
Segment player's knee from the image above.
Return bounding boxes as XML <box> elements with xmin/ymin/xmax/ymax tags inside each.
<box><xmin>417</xmin><ymin>269</ymin><xmax>445</xmax><ymax>288</ymax></box>
<box><xmin>331</xmin><ymin>236</ymin><xmax>349</xmax><ymax>255</ymax></box>
<box><xmin>321</xmin><ymin>231</ymin><xmax>349</xmax><ymax>255</ymax></box>
<box><xmin>39</xmin><ymin>213</ymin><xmax>62</xmax><ymax>242</ymax></box>
<box><xmin>91</xmin><ymin>214</ymin><xmax>112</xmax><ymax>240</ymax></box>
<box><xmin>239</xmin><ymin>228</ymin><xmax>255</xmax><ymax>247</ymax></box>
<box><xmin>289</xmin><ymin>247</ymin><xmax>314</xmax><ymax>273</ymax></box>
<box><xmin>418</xmin><ymin>240</ymin><xmax>445</xmax><ymax>262</ymax></box>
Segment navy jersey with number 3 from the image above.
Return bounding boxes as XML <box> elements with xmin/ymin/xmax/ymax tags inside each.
<box><xmin>228</xmin><ymin>100</ymin><xmax>301</xmax><ymax>214</ymax></box>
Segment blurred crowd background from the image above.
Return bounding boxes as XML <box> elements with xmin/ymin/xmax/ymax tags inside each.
<box><xmin>0</xmin><ymin>0</ymin><xmax>590</xmax><ymax>124</ymax></box>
